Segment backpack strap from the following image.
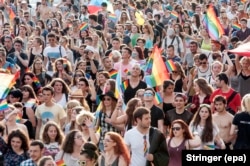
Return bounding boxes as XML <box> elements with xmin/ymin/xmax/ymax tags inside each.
<box><xmin>227</xmin><ymin>91</ymin><xmax>237</xmax><ymax>104</ymax></box>
<box><xmin>59</xmin><ymin>46</ymin><xmax>62</xmax><ymax>57</ymax></box>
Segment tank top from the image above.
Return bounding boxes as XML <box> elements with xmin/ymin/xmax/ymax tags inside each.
<box><xmin>163</xmin><ymin>102</ymin><xmax>175</xmax><ymax>113</ymax></box>
<box><xmin>198</xmin><ymin>66</ymin><xmax>211</xmax><ymax>79</ymax></box>
<box><xmin>100</xmin><ymin>155</ymin><xmax>119</xmax><ymax>166</ymax></box>
<box><xmin>145</xmin><ymin>38</ymin><xmax>153</xmax><ymax>49</ymax></box>
<box><xmin>238</xmin><ymin>72</ymin><xmax>250</xmax><ymax>97</ymax></box>
<box><xmin>168</xmin><ymin>138</ymin><xmax>186</xmax><ymax>166</ymax></box>
<box><xmin>201</xmin><ymin>40</ymin><xmax>211</xmax><ymax>51</ymax></box>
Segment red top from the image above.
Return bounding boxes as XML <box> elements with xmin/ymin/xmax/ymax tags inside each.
<box><xmin>210</xmin><ymin>88</ymin><xmax>241</xmax><ymax>113</ymax></box>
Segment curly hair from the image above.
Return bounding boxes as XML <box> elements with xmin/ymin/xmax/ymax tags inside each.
<box><xmin>49</xmin><ymin>78</ymin><xmax>70</xmax><ymax>94</ymax></box>
<box><xmin>105</xmin><ymin>132</ymin><xmax>130</xmax><ymax>165</ymax></box>
<box><xmin>7</xmin><ymin>129</ymin><xmax>29</xmax><ymax>152</ymax></box>
<box><xmin>41</xmin><ymin>121</ymin><xmax>64</xmax><ymax>145</ymax></box>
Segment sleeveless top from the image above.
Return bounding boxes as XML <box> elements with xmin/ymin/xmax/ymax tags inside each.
<box><xmin>198</xmin><ymin>66</ymin><xmax>211</xmax><ymax>79</ymax></box>
<box><xmin>201</xmin><ymin>40</ymin><xmax>211</xmax><ymax>51</ymax></box>
<box><xmin>168</xmin><ymin>138</ymin><xmax>186</xmax><ymax>166</ymax></box>
<box><xmin>100</xmin><ymin>155</ymin><xmax>119</xmax><ymax>166</ymax></box>
<box><xmin>163</xmin><ymin>102</ymin><xmax>175</xmax><ymax>113</ymax></box>
<box><xmin>230</xmin><ymin>75</ymin><xmax>239</xmax><ymax>91</ymax></box>
<box><xmin>145</xmin><ymin>38</ymin><xmax>153</xmax><ymax>49</ymax></box>
<box><xmin>170</xmin><ymin>74</ymin><xmax>183</xmax><ymax>93</ymax></box>
<box><xmin>238</xmin><ymin>72</ymin><xmax>250</xmax><ymax>97</ymax></box>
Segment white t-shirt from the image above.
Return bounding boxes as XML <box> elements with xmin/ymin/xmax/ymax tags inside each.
<box><xmin>35</xmin><ymin>103</ymin><xmax>66</xmax><ymax>137</ymax></box>
<box><xmin>124</xmin><ymin>127</ymin><xmax>150</xmax><ymax>166</ymax></box>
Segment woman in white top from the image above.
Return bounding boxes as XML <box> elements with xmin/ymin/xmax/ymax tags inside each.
<box><xmin>50</xmin><ymin>78</ymin><xmax>71</xmax><ymax>108</ymax></box>
<box><xmin>189</xmin><ymin>104</ymin><xmax>226</xmax><ymax>150</ymax></box>
<box><xmin>42</xmin><ymin>121</ymin><xmax>64</xmax><ymax>159</ymax></box>
<box><xmin>55</xmin><ymin>130</ymin><xmax>85</xmax><ymax>166</ymax></box>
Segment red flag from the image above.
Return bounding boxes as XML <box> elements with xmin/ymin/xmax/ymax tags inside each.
<box><xmin>87</xmin><ymin>5</ymin><xmax>101</xmax><ymax>14</ymax></box>
<box><xmin>228</xmin><ymin>42</ymin><xmax>250</xmax><ymax>57</ymax></box>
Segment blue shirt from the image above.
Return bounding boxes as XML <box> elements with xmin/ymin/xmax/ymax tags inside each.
<box><xmin>20</xmin><ymin>159</ymin><xmax>36</xmax><ymax>166</ymax></box>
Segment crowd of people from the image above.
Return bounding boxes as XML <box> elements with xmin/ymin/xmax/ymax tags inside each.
<box><xmin>1</xmin><ymin>0</ymin><xmax>250</xmax><ymax>166</ymax></box>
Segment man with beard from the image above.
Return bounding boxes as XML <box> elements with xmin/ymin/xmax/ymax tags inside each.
<box><xmin>213</xmin><ymin>95</ymin><xmax>235</xmax><ymax>150</ymax></box>
<box><xmin>210</xmin><ymin>73</ymin><xmax>241</xmax><ymax>114</ymax></box>
<box><xmin>124</xmin><ymin>107</ymin><xmax>169</xmax><ymax>166</ymax></box>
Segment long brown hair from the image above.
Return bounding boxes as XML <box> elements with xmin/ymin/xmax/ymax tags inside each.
<box><xmin>169</xmin><ymin>119</ymin><xmax>193</xmax><ymax>139</ymax></box>
<box><xmin>125</xmin><ymin>98</ymin><xmax>141</xmax><ymax>127</ymax></box>
<box><xmin>106</xmin><ymin>132</ymin><xmax>130</xmax><ymax>165</ymax></box>
<box><xmin>194</xmin><ymin>78</ymin><xmax>213</xmax><ymax>96</ymax></box>
<box><xmin>42</xmin><ymin>121</ymin><xmax>64</xmax><ymax>145</ymax></box>
<box><xmin>190</xmin><ymin>104</ymin><xmax>213</xmax><ymax>142</ymax></box>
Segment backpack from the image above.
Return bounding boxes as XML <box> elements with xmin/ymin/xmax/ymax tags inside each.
<box><xmin>226</xmin><ymin>91</ymin><xmax>238</xmax><ymax>115</ymax></box>
<box><xmin>48</xmin><ymin>46</ymin><xmax>62</xmax><ymax>71</ymax></box>
<box><xmin>164</xmin><ymin>36</ymin><xmax>181</xmax><ymax>56</ymax></box>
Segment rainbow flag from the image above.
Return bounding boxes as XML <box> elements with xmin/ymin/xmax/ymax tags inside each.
<box><xmin>32</xmin><ymin>77</ymin><xmax>42</xmax><ymax>89</ymax></box>
<box><xmin>144</xmin><ymin>56</ymin><xmax>153</xmax><ymax>74</ymax></box>
<box><xmin>109</xmin><ymin>70</ymin><xmax>118</xmax><ymax>79</ymax></box>
<box><xmin>202</xmin><ymin>5</ymin><xmax>224</xmax><ymax>40</ymax></box>
<box><xmin>9</xmin><ymin>8</ymin><xmax>16</xmax><ymax>20</ymax></box>
<box><xmin>108</xmin><ymin>13</ymin><xmax>117</xmax><ymax>22</ymax></box>
<box><xmin>166</xmin><ymin>60</ymin><xmax>177</xmax><ymax>72</ymax></box>
<box><xmin>25</xmin><ymin>98</ymin><xmax>36</xmax><ymax>108</ymax></box>
<box><xmin>79</xmin><ymin>22</ymin><xmax>88</xmax><ymax>31</ymax></box>
<box><xmin>153</xmin><ymin>92</ymin><xmax>163</xmax><ymax>105</ymax></box>
<box><xmin>124</xmin><ymin>69</ymin><xmax>130</xmax><ymax>76</ymax></box>
<box><xmin>241</xmin><ymin>0</ymin><xmax>247</xmax><ymax>4</ymax></box>
<box><xmin>232</xmin><ymin>23</ymin><xmax>241</xmax><ymax>31</ymax></box>
<box><xmin>56</xmin><ymin>160</ymin><xmax>66</xmax><ymax>166</ymax></box>
<box><xmin>120</xmin><ymin>80</ymin><xmax>128</xmax><ymax>93</ymax></box>
<box><xmin>144</xmin><ymin>47</ymin><xmax>169</xmax><ymax>87</ymax></box>
<box><xmin>170</xmin><ymin>11</ymin><xmax>178</xmax><ymax>19</ymax></box>
<box><xmin>0</xmin><ymin>72</ymin><xmax>19</xmax><ymax>99</ymax></box>
<box><xmin>16</xmin><ymin>114</ymin><xmax>22</xmax><ymax>123</ymax></box>
<box><xmin>0</xmin><ymin>99</ymin><xmax>8</xmax><ymax>112</ymax></box>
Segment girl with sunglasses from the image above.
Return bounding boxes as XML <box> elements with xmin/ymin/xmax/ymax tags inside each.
<box><xmin>167</xmin><ymin>119</ymin><xmax>201</xmax><ymax>166</ymax></box>
<box><xmin>78</xmin><ymin>142</ymin><xmax>99</xmax><ymax>166</ymax></box>
<box><xmin>76</xmin><ymin>111</ymin><xmax>100</xmax><ymax>145</ymax></box>
<box><xmin>189</xmin><ymin>104</ymin><xmax>225</xmax><ymax>150</ymax></box>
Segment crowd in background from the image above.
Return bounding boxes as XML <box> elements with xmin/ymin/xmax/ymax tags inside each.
<box><xmin>1</xmin><ymin>0</ymin><xmax>250</xmax><ymax>166</ymax></box>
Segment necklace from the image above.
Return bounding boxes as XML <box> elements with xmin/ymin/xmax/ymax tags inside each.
<box><xmin>172</xmin><ymin>138</ymin><xmax>180</xmax><ymax>151</ymax></box>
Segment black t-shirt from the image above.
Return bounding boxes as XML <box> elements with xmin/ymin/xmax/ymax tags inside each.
<box><xmin>233</xmin><ymin>112</ymin><xmax>250</xmax><ymax>149</ymax></box>
<box><xmin>91</xmin><ymin>24</ymin><xmax>103</xmax><ymax>31</ymax></box>
<box><xmin>165</xmin><ymin>109</ymin><xmax>193</xmax><ymax>126</ymax></box>
<box><xmin>150</xmin><ymin>105</ymin><xmax>164</xmax><ymax>128</ymax></box>
<box><xmin>124</xmin><ymin>80</ymin><xmax>147</xmax><ymax>104</ymax></box>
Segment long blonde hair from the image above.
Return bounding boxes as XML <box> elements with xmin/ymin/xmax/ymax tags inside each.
<box><xmin>241</xmin><ymin>94</ymin><xmax>250</xmax><ymax>113</ymax></box>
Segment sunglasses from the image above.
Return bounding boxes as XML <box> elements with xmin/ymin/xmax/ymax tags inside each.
<box><xmin>172</xmin><ymin>71</ymin><xmax>178</xmax><ymax>73</ymax></box>
<box><xmin>144</xmin><ymin>92</ymin><xmax>153</xmax><ymax>97</ymax></box>
<box><xmin>78</xmin><ymin>160</ymin><xmax>86</xmax><ymax>166</ymax></box>
<box><xmin>172</xmin><ymin>127</ymin><xmax>181</xmax><ymax>131</ymax></box>
<box><xmin>81</xmin><ymin>123</ymin><xmax>86</xmax><ymax>126</ymax></box>
<box><xmin>102</xmin><ymin>97</ymin><xmax>111</xmax><ymax>101</ymax></box>
<box><xmin>75</xmin><ymin>74</ymin><xmax>83</xmax><ymax>77</ymax></box>
<box><xmin>200</xmin><ymin>62</ymin><xmax>207</xmax><ymax>65</ymax></box>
